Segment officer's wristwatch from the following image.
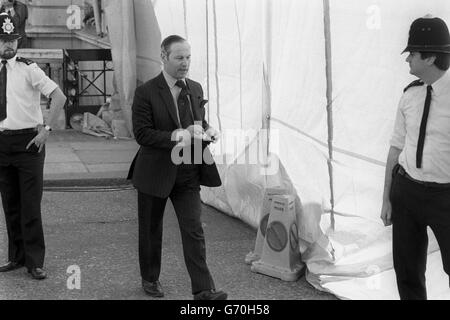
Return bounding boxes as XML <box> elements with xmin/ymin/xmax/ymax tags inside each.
<box><xmin>44</xmin><ymin>125</ymin><xmax>52</xmax><ymax>132</ymax></box>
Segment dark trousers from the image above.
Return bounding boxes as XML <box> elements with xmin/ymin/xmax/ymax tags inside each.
<box><xmin>138</xmin><ymin>164</ymin><xmax>215</xmax><ymax>294</ymax></box>
<box><xmin>0</xmin><ymin>132</ymin><xmax>46</xmax><ymax>269</ymax></box>
<box><xmin>390</xmin><ymin>168</ymin><xmax>450</xmax><ymax>300</ymax></box>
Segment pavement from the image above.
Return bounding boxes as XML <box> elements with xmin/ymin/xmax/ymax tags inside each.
<box><xmin>0</xmin><ymin>130</ymin><xmax>337</xmax><ymax>301</ymax></box>
<box><xmin>44</xmin><ymin>130</ymin><xmax>139</xmax><ymax>187</ymax></box>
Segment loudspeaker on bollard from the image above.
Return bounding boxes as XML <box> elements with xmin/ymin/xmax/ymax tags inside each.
<box><xmin>245</xmin><ymin>187</ymin><xmax>287</xmax><ymax>265</ymax></box>
<box><xmin>251</xmin><ymin>194</ymin><xmax>304</xmax><ymax>281</ymax></box>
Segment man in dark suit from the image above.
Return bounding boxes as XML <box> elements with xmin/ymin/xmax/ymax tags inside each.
<box><xmin>128</xmin><ymin>35</ymin><xmax>227</xmax><ymax>300</ymax></box>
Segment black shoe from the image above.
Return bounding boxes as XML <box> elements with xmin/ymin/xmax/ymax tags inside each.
<box><xmin>0</xmin><ymin>261</ymin><xmax>24</xmax><ymax>272</ymax></box>
<box><xmin>28</xmin><ymin>268</ymin><xmax>47</xmax><ymax>280</ymax></box>
<box><xmin>194</xmin><ymin>289</ymin><xmax>228</xmax><ymax>300</ymax></box>
<box><xmin>142</xmin><ymin>280</ymin><xmax>164</xmax><ymax>297</ymax></box>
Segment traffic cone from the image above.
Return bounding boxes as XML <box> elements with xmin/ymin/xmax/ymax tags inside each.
<box><xmin>245</xmin><ymin>187</ymin><xmax>287</xmax><ymax>265</ymax></box>
<box><xmin>251</xmin><ymin>194</ymin><xmax>304</xmax><ymax>281</ymax></box>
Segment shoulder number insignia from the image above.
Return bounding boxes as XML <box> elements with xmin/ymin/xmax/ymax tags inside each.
<box><xmin>403</xmin><ymin>79</ymin><xmax>424</xmax><ymax>93</ymax></box>
<box><xmin>16</xmin><ymin>57</ymin><xmax>34</xmax><ymax>65</ymax></box>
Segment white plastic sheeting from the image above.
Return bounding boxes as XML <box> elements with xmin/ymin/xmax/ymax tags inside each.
<box><xmin>112</xmin><ymin>0</ymin><xmax>450</xmax><ymax>299</ymax></box>
<box><xmin>105</xmin><ymin>0</ymin><xmax>162</xmax><ymax>136</ymax></box>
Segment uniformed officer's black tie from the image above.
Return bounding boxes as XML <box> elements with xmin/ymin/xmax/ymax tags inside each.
<box><xmin>175</xmin><ymin>80</ymin><xmax>194</xmax><ymax>129</ymax></box>
<box><xmin>0</xmin><ymin>60</ymin><xmax>7</xmax><ymax>122</ymax></box>
<box><xmin>416</xmin><ymin>85</ymin><xmax>433</xmax><ymax>169</ymax></box>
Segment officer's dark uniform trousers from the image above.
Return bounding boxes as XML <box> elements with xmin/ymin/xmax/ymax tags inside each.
<box><xmin>0</xmin><ymin>130</ymin><xmax>45</xmax><ymax>270</ymax></box>
<box><xmin>391</xmin><ymin>165</ymin><xmax>450</xmax><ymax>300</ymax></box>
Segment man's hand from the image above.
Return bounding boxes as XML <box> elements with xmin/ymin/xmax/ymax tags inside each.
<box><xmin>26</xmin><ymin>126</ymin><xmax>50</xmax><ymax>153</ymax></box>
<box><xmin>380</xmin><ymin>199</ymin><xmax>392</xmax><ymax>227</ymax></box>
<box><xmin>186</xmin><ymin>124</ymin><xmax>206</xmax><ymax>141</ymax></box>
<box><xmin>173</xmin><ymin>128</ymin><xmax>192</xmax><ymax>148</ymax></box>
<box><xmin>205</xmin><ymin>126</ymin><xmax>220</xmax><ymax>143</ymax></box>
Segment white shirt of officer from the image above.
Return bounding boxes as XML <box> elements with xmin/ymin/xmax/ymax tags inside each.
<box><xmin>390</xmin><ymin>70</ymin><xmax>450</xmax><ymax>183</ymax></box>
<box><xmin>0</xmin><ymin>55</ymin><xmax>58</xmax><ymax>130</ymax></box>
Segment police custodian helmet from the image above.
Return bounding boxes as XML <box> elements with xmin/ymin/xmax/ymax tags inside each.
<box><xmin>0</xmin><ymin>12</ymin><xmax>21</xmax><ymax>41</ymax></box>
<box><xmin>403</xmin><ymin>15</ymin><xmax>450</xmax><ymax>54</ymax></box>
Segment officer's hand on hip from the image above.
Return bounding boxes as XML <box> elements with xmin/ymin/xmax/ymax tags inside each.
<box><xmin>26</xmin><ymin>126</ymin><xmax>50</xmax><ymax>153</ymax></box>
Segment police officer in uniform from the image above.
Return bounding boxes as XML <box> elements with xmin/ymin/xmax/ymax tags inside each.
<box><xmin>0</xmin><ymin>13</ymin><xmax>66</xmax><ymax>280</ymax></box>
<box><xmin>381</xmin><ymin>15</ymin><xmax>450</xmax><ymax>300</ymax></box>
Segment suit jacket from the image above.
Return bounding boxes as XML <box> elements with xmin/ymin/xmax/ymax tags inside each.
<box><xmin>127</xmin><ymin>72</ymin><xmax>221</xmax><ymax>198</ymax></box>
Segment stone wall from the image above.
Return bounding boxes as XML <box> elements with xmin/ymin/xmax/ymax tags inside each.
<box><xmin>26</xmin><ymin>0</ymin><xmax>84</xmax><ymax>49</ymax></box>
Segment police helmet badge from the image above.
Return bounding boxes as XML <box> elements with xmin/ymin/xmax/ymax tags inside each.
<box><xmin>0</xmin><ymin>13</ymin><xmax>21</xmax><ymax>40</ymax></box>
<box><xmin>2</xmin><ymin>17</ymin><xmax>14</xmax><ymax>34</ymax></box>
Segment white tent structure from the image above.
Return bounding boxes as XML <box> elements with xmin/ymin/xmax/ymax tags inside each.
<box><xmin>105</xmin><ymin>0</ymin><xmax>450</xmax><ymax>299</ymax></box>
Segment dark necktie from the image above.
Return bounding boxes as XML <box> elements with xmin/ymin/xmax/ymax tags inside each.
<box><xmin>416</xmin><ymin>85</ymin><xmax>433</xmax><ymax>169</ymax></box>
<box><xmin>0</xmin><ymin>60</ymin><xmax>7</xmax><ymax>122</ymax></box>
<box><xmin>175</xmin><ymin>80</ymin><xmax>194</xmax><ymax>129</ymax></box>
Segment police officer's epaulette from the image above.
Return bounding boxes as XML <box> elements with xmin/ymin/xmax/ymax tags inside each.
<box><xmin>403</xmin><ymin>79</ymin><xmax>424</xmax><ymax>93</ymax></box>
<box><xmin>16</xmin><ymin>57</ymin><xmax>35</xmax><ymax>66</ymax></box>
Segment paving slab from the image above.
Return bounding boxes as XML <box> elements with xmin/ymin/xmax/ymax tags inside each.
<box><xmin>44</xmin><ymin>163</ymin><xmax>88</xmax><ymax>175</ymax></box>
<box><xmin>45</xmin><ymin>148</ymin><xmax>82</xmax><ymax>163</ymax></box>
<box><xmin>86</xmin><ymin>163</ymin><xmax>132</xmax><ymax>173</ymax></box>
<box><xmin>69</xmin><ymin>142</ymin><xmax>138</xmax><ymax>151</ymax></box>
<box><xmin>75</xmin><ymin>150</ymin><xmax>136</xmax><ymax>165</ymax></box>
<box><xmin>43</xmin><ymin>130</ymin><xmax>137</xmax><ymax>183</ymax></box>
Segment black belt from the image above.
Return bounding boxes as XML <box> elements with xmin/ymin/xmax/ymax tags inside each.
<box><xmin>0</xmin><ymin>128</ymin><xmax>38</xmax><ymax>136</ymax></box>
<box><xmin>398</xmin><ymin>166</ymin><xmax>450</xmax><ymax>188</ymax></box>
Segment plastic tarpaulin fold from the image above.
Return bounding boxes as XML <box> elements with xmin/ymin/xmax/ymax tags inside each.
<box><xmin>105</xmin><ymin>0</ymin><xmax>162</xmax><ymax>136</ymax></box>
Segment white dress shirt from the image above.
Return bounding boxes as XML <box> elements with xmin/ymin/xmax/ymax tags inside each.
<box><xmin>391</xmin><ymin>71</ymin><xmax>450</xmax><ymax>183</ymax></box>
<box><xmin>0</xmin><ymin>55</ymin><xmax>58</xmax><ymax>130</ymax></box>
